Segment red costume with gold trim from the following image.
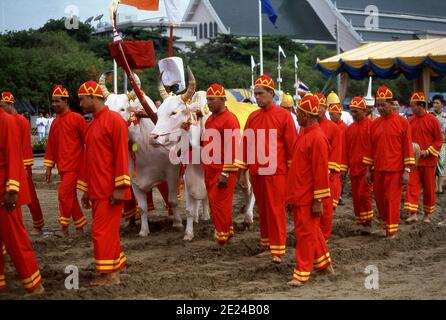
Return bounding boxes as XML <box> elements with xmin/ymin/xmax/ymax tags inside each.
<box><xmin>286</xmin><ymin>94</ymin><xmax>332</xmax><ymax>283</ymax></box>
<box><xmin>316</xmin><ymin>93</ymin><xmax>342</xmax><ymax>241</ymax></box>
<box><xmin>328</xmin><ymin>92</ymin><xmax>347</xmax><ymax>213</ymax></box>
<box><xmin>235</xmin><ymin>75</ymin><xmax>297</xmax><ymax>256</ymax></box>
<box><xmin>202</xmin><ymin>84</ymin><xmax>240</xmax><ymax>244</ymax></box>
<box><xmin>364</xmin><ymin>86</ymin><xmax>415</xmax><ymax>236</ymax></box>
<box><xmin>0</xmin><ymin>107</ymin><xmax>42</xmax><ymax>293</ymax></box>
<box><xmin>44</xmin><ymin>85</ymin><xmax>87</xmax><ymax>230</ymax></box>
<box><xmin>341</xmin><ymin>97</ymin><xmax>374</xmax><ymax>225</ymax></box>
<box><xmin>14</xmin><ymin>109</ymin><xmax>44</xmax><ymax>230</ymax></box>
<box><xmin>77</xmin><ymin>81</ymin><xmax>129</xmax><ymax>273</ymax></box>
<box><xmin>404</xmin><ymin>92</ymin><xmax>443</xmax><ymax>216</ymax></box>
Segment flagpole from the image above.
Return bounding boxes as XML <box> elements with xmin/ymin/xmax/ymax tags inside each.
<box><xmin>294</xmin><ymin>55</ymin><xmax>298</xmax><ymax>101</ymax></box>
<box><xmin>168</xmin><ymin>25</ymin><xmax>174</xmax><ymax>57</ymax></box>
<box><xmin>113</xmin><ymin>60</ymin><xmax>118</xmax><ymax>94</ymax></box>
<box><xmin>277</xmin><ymin>46</ymin><xmax>282</xmax><ymax>94</ymax></box>
<box><xmin>251</xmin><ymin>57</ymin><xmax>254</xmax><ymax>90</ymax></box>
<box><xmin>251</xmin><ymin>68</ymin><xmax>255</xmax><ymax>98</ymax></box>
<box><xmin>259</xmin><ymin>0</ymin><xmax>263</xmax><ymax>75</ymax></box>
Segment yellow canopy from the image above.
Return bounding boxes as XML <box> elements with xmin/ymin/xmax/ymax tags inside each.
<box><xmin>316</xmin><ymin>38</ymin><xmax>446</xmax><ymax>80</ymax></box>
<box><xmin>226</xmin><ymin>101</ymin><xmax>258</xmax><ymax>130</ymax></box>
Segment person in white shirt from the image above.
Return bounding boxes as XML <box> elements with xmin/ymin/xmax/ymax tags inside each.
<box><xmin>45</xmin><ymin>113</ymin><xmax>55</xmax><ymax>137</ymax></box>
<box><xmin>36</xmin><ymin>113</ymin><xmax>48</xmax><ymax>142</ymax></box>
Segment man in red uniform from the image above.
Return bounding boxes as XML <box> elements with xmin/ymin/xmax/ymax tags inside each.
<box><xmin>315</xmin><ymin>93</ymin><xmax>342</xmax><ymax>241</ymax></box>
<box><xmin>327</xmin><ymin>91</ymin><xmax>348</xmax><ymax>133</ymax></box>
<box><xmin>1</xmin><ymin>92</ymin><xmax>44</xmax><ymax>235</ymax></box>
<box><xmin>202</xmin><ymin>83</ymin><xmax>240</xmax><ymax>245</ymax></box>
<box><xmin>286</xmin><ymin>93</ymin><xmax>334</xmax><ymax>287</ymax></box>
<box><xmin>0</xmin><ymin>103</ymin><xmax>44</xmax><ymax>294</ymax></box>
<box><xmin>404</xmin><ymin>92</ymin><xmax>443</xmax><ymax>223</ymax></box>
<box><xmin>327</xmin><ymin>91</ymin><xmax>347</xmax><ymax>206</ymax></box>
<box><xmin>44</xmin><ymin>85</ymin><xmax>88</xmax><ymax>238</ymax></box>
<box><xmin>236</xmin><ymin>75</ymin><xmax>297</xmax><ymax>264</ymax></box>
<box><xmin>365</xmin><ymin>86</ymin><xmax>415</xmax><ymax>239</ymax></box>
<box><xmin>341</xmin><ymin>97</ymin><xmax>374</xmax><ymax>233</ymax></box>
<box><xmin>77</xmin><ymin>80</ymin><xmax>130</xmax><ymax>286</ymax></box>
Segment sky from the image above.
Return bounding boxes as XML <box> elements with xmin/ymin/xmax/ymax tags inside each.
<box><xmin>0</xmin><ymin>0</ymin><xmax>191</xmax><ymax>33</ymax></box>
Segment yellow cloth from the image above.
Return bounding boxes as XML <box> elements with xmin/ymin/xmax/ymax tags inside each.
<box><xmin>226</xmin><ymin>101</ymin><xmax>259</xmax><ymax>131</ymax></box>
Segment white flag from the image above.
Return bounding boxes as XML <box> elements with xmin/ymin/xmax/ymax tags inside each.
<box><xmin>251</xmin><ymin>55</ymin><xmax>256</xmax><ymax>71</ymax></box>
<box><xmin>165</xmin><ymin>0</ymin><xmax>182</xmax><ymax>25</ymax></box>
<box><xmin>109</xmin><ymin>0</ymin><xmax>119</xmax><ymax>24</ymax></box>
<box><xmin>278</xmin><ymin>45</ymin><xmax>286</xmax><ymax>58</ymax></box>
<box><xmin>294</xmin><ymin>54</ymin><xmax>299</xmax><ymax>69</ymax></box>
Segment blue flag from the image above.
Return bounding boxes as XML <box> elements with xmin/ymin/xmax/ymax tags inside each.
<box><xmin>261</xmin><ymin>0</ymin><xmax>278</xmax><ymax>27</ymax></box>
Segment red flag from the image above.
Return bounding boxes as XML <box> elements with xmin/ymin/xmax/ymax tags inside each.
<box><xmin>109</xmin><ymin>41</ymin><xmax>156</xmax><ymax>69</ymax></box>
<box><xmin>120</xmin><ymin>0</ymin><xmax>159</xmax><ymax>11</ymax></box>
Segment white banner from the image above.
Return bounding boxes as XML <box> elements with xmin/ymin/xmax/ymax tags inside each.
<box><xmin>278</xmin><ymin>45</ymin><xmax>286</xmax><ymax>58</ymax></box>
<box><xmin>164</xmin><ymin>0</ymin><xmax>182</xmax><ymax>25</ymax></box>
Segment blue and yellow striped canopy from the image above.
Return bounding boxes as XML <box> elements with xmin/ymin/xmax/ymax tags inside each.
<box><xmin>316</xmin><ymin>38</ymin><xmax>446</xmax><ymax>80</ymax></box>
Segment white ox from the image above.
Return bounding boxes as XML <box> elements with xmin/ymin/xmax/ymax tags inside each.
<box><xmin>149</xmin><ymin>73</ymin><xmax>210</xmax><ymax>241</ymax></box>
<box><xmin>151</xmin><ymin>81</ymin><xmax>255</xmax><ymax>241</ymax></box>
<box><xmin>98</xmin><ymin>71</ymin><xmax>190</xmax><ymax>236</ymax></box>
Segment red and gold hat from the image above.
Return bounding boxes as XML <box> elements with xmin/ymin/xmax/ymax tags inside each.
<box><xmin>255</xmin><ymin>75</ymin><xmax>274</xmax><ymax>91</ymax></box>
<box><xmin>349</xmin><ymin>96</ymin><xmax>366</xmax><ymax>110</ymax></box>
<box><xmin>314</xmin><ymin>93</ymin><xmax>327</xmax><ymax>107</ymax></box>
<box><xmin>1</xmin><ymin>91</ymin><xmax>14</xmax><ymax>104</ymax></box>
<box><xmin>78</xmin><ymin>80</ymin><xmax>103</xmax><ymax>98</ymax></box>
<box><xmin>206</xmin><ymin>83</ymin><xmax>226</xmax><ymax>97</ymax></box>
<box><xmin>298</xmin><ymin>93</ymin><xmax>319</xmax><ymax>116</ymax></box>
<box><xmin>52</xmin><ymin>85</ymin><xmax>69</xmax><ymax>98</ymax></box>
<box><xmin>375</xmin><ymin>85</ymin><xmax>393</xmax><ymax>101</ymax></box>
<box><xmin>328</xmin><ymin>103</ymin><xmax>342</xmax><ymax>114</ymax></box>
<box><xmin>410</xmin><ymin>92</ymin><xmax>426</xmax><ymax>103</ymax></box>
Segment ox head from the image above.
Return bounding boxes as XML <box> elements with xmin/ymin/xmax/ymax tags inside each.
<box><xmin>150</xmin><ymin>67</ymin><xmax>198</xmax><ymax>148</ymax></box>
<box><xmin>99</xmin><ymin>71</ymin><xmax>156</xmax><ymax>123</ymax></box>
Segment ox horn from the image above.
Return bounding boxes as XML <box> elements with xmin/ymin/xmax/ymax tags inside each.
<box><xmin>128</xmin><ymin>72</ymin><xmax>142</xmax><ymax>100</ymax></box>
<box><xmin>158</xmin><ymin>71</ymin><xmax>170</xmax><ymax>101</ymax></box>
<box><xmin>181</xmin><ymin>66</ymin><xmax>196</xmax><ymax>103</ymax></box>
<box><xmin>98</xmin><ymin>71</ymin><xmax>112</xmax><ymax>99</ymax></box>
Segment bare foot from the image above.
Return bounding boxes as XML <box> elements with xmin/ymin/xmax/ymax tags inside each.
<box><xmin>360</xmin><ymin>225</ymin><xmax>372</xmax><ymax>235</ymax></box>
<box><xmin>30</xmin><ymin>228</ymin><xmax>43</xmax><ymax>236</ymax></box>
<box><xmin>320</xmin><ymin>264</ymin><xmax>335</xmax><ymax>275</ymax></box>
<box><xmin>256</xmin><ymin>250</ymin><xmax>271</xmax><ymax>258</ymax></box>
<box><xmin>287</xmin><ymin>279</ymin><xmax>305</xmax><ymax>287</ymax></box>
<box><xmin>405</xmin><ymin>214</ymin><xmax>418</xmax><ymax>223</ymax></box>
<box><xmin>109</xmin><ymin>272</ymin><xmax>121</xmax><ymax>285</ymax></box>
<box><xmin>25</xmin><ymin>284</ymin><xmax>45</xmax><ymax>297</ymax></box>
<box><xmin>272</xmin><ymin>256</ymin><xmax>282</xmax><ymax>264</ymax></box>
<box><xmin>90</xmin><ymin>273</ymin><xmax>120</xmax><ymax>287</ymax></box>
<box><xmin>125</xmin><ymin>219</ymin><xmax>136</xmax><ymax>229</ymax></box>
<box><xmin>385</xmin><ymin>234</ymin><xmax>397</xmax><ymax>240</ymax></box>
<box><xmin>423</xmin><ymin>216</ymin><xmax>431</xmax><ymax>224</ymax></box>
<box><xmin>55</xmin><ymin>229</ymin><xmax>68</xmax><ymax>238</ymax></box>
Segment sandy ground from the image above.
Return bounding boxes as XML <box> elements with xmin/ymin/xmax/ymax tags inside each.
<box><xmin>1</xmin><ymin>164</ymin><xmax>446</xmax><ymax>300</ymax></box>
